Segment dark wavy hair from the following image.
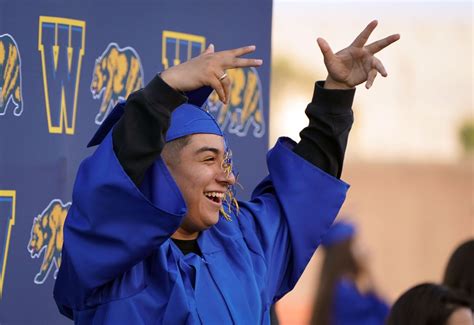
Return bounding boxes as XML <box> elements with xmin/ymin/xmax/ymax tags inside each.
<box><xmin>386</xmin><ymin>283</ymin><xmax>472</xmax><ymax>325</ymax></box>
<box><xmin>310</xmin><ymin>238</ymin><xmax>358</xmax><ymax>325</ymax></box>
<box><xmin>443</xmin><ymin>239</ymin><xmax>474</xmax><ymax>309</ymax></box>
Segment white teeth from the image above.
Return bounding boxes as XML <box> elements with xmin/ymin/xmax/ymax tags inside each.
<box><xmin>204</xmin><ymin>192</ymin><xmax>224</xmax><ymax>198</ymax></box>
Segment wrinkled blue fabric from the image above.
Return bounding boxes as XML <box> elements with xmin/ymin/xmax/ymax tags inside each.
<box><xmin>54</xmin><ymin>133</ymin><xmax>349</xmax><ymax>324</ymax></box>
<box><xmin>332</xmin><ymin>279</ymin><xmax>390</xmax><ymax>325</ymax></box>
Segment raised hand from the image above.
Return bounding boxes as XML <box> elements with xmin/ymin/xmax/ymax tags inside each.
<box><xmin>160</xmin><ymin>44</ymin><xmax>263</xmax><ymax>104</ymax></box>
<box><xmin>318</xmin><ymin>20</ymin><xmax>400</xmax><ymax>89</ymax></box>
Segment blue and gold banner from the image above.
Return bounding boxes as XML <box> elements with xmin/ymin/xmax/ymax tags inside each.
<box><xmin>0</xmin><ymin>0</ymin><xmax>272</xmax><ymax>323</ymax></box>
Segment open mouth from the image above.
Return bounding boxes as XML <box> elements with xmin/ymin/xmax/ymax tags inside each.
<box><xmin>204</xmin><ymin>191</ymin><xmax>224</xmax><ymax>205</ymax></box>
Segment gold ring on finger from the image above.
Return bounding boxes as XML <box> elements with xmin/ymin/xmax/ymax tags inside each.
<box><xmin>218</xmin><ymin>73</ymin><xmax>228</xmax><ymax>81</ymax></box>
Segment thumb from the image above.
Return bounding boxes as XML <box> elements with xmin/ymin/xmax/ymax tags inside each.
<box><xmin>203</xmin><ymin>43</ymin><xmax>215</xmax><ymax>54</ymax></box>
<box><xmin>317</xmin><ymin>38</ymin><xmax>334</xmax><ymax>60</ymax></box>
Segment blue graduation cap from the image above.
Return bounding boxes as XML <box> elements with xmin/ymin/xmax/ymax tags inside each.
<box><xmin>87</xmin><ymin>86</ymin><xmax>216</xmax><ymax>147</ymax></box>
<box><xmin>321</xmin><ymin>221</ymin><xmax>356</xmax><ymax>248</ymax></box>
<box><xmin>165</xmin><ymin>103</ymin><xmax>223</xmax><ymax>142</ymax></box>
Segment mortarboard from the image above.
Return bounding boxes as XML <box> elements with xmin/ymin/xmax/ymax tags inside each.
<box><xmin>87</xmin><ymin>85</ymin><xmax>217</xmax><ymax>147</ymax></box>
<box><xmin>165</xmin><ymin>103</ymin><xmax>223</xmax><ymax>142</ymax></box>
<box><xmin>321</xmin><ymin>221</ymin><xmax>356</xmax><ymax>248</ymax></box>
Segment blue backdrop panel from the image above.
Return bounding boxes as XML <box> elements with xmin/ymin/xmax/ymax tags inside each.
<box><xmin>0</xmin><ymin>0</ymin><xmax>272</xmax><ymax>323</ymax></box>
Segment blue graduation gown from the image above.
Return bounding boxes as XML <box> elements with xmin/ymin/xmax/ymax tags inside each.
<box><xmin>54</xmin><ymin>133</ymin><xmax>349</xmax><ymax>324</ymax></box>
<box><xmin>332</xmin><ymin>279</ymin><xmax>389</xmax><ymax>325</ymax></box>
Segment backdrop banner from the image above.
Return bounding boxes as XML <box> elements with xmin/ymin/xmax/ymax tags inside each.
<box><xmin>0</xmin><ymin>0</ymin><xmax>272</xmax><ymax>322</ymax></box>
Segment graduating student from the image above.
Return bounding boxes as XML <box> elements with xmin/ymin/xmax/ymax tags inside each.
<box><xmin>310</xmin><ymin>221</ymin><xmax>390</xmax><ymax>325</ymax></box>
<box><xmin>54</xmin><ymin>21</ymin><xmax>399</xmax><ymax>323</ymax></box>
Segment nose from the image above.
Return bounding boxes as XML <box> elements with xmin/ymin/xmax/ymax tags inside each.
<box><xmin>226</xmin><ymin>172</ymin><xmax>236</xmax><ymax>185</ymax></box>
<box><xmin>217</xmin><ymin>168</ymin><xmax>236</xmax><ymax>186</ymax></box>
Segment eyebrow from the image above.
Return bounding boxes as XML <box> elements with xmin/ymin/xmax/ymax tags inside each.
<box><xmin>194</xmin><ymin>147</ymin><xmax>221</xmax><ymax>155</ymax></box>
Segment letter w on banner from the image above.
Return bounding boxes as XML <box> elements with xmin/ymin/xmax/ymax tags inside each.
<box><xmin>0</xmin><ymin>191</ymin><xmax>15</xmax><ymax>299</ymax></box>
<box><xmin>162</xmin><ymin>31</ymin><xmax>205</xmax><ymax>69</ymax></box>
<box><xmin>38</xmin><ymin>16</ymin><xmax>85</xmax><ymax>135</ymax></box>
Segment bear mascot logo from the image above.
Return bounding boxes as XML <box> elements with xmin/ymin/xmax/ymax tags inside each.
<box><xmin>0</xmin><ymin>34</ymin><xmax>23</xmax><ymax>116</ymax></box>
<box><xmin>207</xmin><ymin>67</ymin><xmax>265</xmax><ymax>138</ymax></box>
<box><xmin>91</xmin><ymin>43</ymin><xmax>144</xmax><ymax>125</ymax></box>
<box><xmin>27</xmin><ymin>199</ymin><xmax>70</xmax><ymax>284</ymax></box>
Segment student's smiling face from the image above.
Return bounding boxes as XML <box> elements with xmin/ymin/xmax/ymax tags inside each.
<box><xmin>165</xmin><ymin>133</ymin><xmax>236</xmax><ymax>239</ymax></box>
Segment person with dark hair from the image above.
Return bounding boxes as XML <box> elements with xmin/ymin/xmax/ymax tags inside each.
<box><xmin>443</xmin><ymin>239</ymin><xmax>474</xmax><ymax>308</ymax></box>
<box><xmin>310</xmin><ymin>221</ymin><xmax>389</xmax><ymax>325</ymax></box>
<box><xmin>53</xmin><ymin>21</ymin><xmax>399</xmax><ymax>323</ymax></box>
<box><xmin>387</xmin><ymin>283</ymin><xmax>473</xmax><ymax>325</ymax></box>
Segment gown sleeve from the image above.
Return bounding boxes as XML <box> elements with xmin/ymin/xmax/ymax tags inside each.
<box><xmin>237</xmin><ymin>82</ymin><xmax>354</xmax><ymax>303</ymax></box>
<box><xmin>293</xmin><ymin>81</ymin><xmax>355</xmax><ymax>178</ymax></box>
<box><xmin>53</xmin><ymin>75</ymin><xmax>188</xmax><ymax>315</ymax></box>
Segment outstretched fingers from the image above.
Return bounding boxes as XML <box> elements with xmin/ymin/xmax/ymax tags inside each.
<box><xmin>351</xmin><ymin>20</ymin><xmax>378</xmax><ymax>48</ymax></box>
<box><xmin>221</xmin><ymin>45</ymin><xmax>263</xmax><ymax>69</ymax></box>
<box><xmin>365</xmin><ymin>34</ymin><xmax>400</xmax><ymax>54</ymax></box>
<box><xmin>225</xmin><ymin>57</ymin><xmax>263</xmax><ymax>69</ymax></box>
<box><xmin>226</xmin><ymin>45</ymin><xmax>256</xmax><ymax>57</ymax></box>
